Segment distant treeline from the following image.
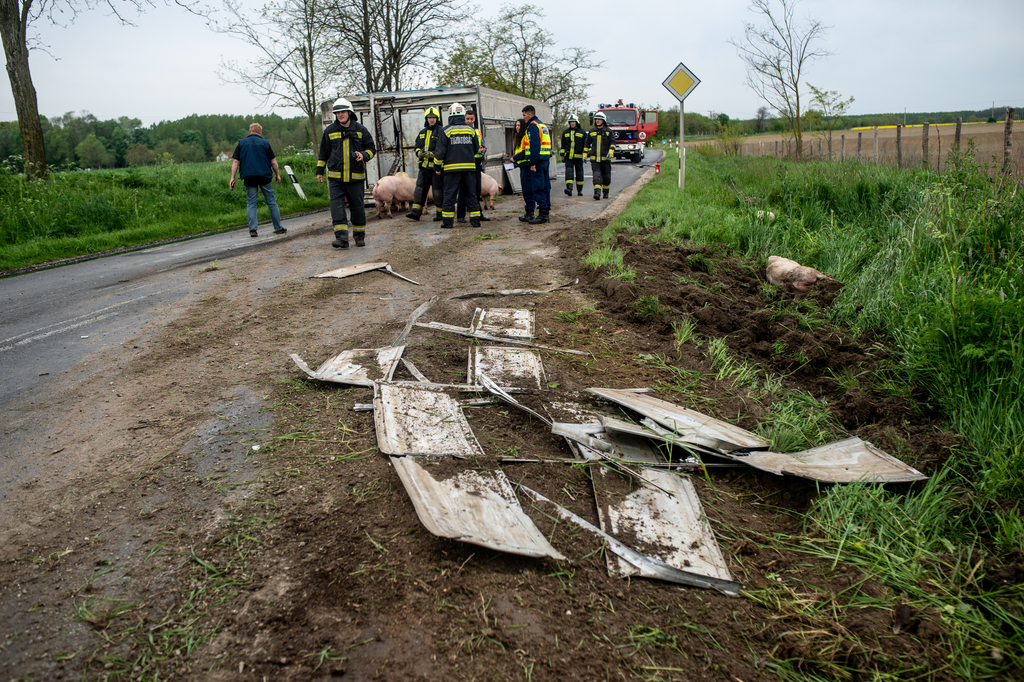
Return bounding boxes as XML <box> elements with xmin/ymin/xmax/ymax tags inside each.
<box><xmin>652</xmin><ymin>106</ymin><xmax>1021</xmax><ymax>139</ymax></box>
<box><xmin>0</xmin><ymin>112</ymin><xmax>315</xmax><ymax>172</ymax></box>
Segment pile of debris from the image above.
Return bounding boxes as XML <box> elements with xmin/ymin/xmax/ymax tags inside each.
<box><xmin>292</xmin><ymin>267</ymin><xmax>926</xmax><ymax>597</ymax></box>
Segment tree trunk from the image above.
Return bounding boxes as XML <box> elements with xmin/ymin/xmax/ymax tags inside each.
<box><xmin>0</xmin><ymin>0</ymin><xmax>48</xmax><ymax>180</ymax></box>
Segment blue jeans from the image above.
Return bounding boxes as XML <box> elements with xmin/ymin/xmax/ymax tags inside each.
<box><xmin>246</xmin><ymin>183</ymin><xmax>284</xmax><ymax>232</ymax></box>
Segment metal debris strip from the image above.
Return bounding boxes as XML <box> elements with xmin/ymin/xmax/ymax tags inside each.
<box><xmin>469</xmin><ymin>346</ymin><xmax>547</xmax><ymax>390</ymax></box>
<box><xmin>549</xmin><ymin>422</ymin><xmax>674</xmax><ymax>496</ymax></box>
<box><xmin>478</xmin><ymin>375</ymin><xmax>552</xmax><ymax>426</ymax></box>
<box><xmin>603</xmin><ymin>468</ymin><xmax>734</xmax><ymax>585</ymax></box>
<box><xmin>313</xmin><ymin>262</ymin><xmax>420</xmax><ymax>285</ymax></box>
<box><xmin>401</xmin><ymin>358</ymin><xmax>431</xmax><ymax>383</ymax></box>
<box><xmin>603</xmin><ymin>416</ymin><xmax>727</xmax><ymax>460</ymax></box>
<box><xmin>587</xmin><ymin>388</ymin><xmax>769</xmax><ymax>452</ymax></box>
<box><xmin>415</xmin><ymin>321</ymin><xmax>589</xmax><ymax>356</ymax></box>
<box><xmin>448</xmin><ymin>279</ymin><xmax>578</xmax><ymax>300</ymax></box>
<box><xmin>393</xmin><ymin>295</ymin><xmax>440</xmax><ymax>346</ymax></box>
<box><xmin>392</xmin><ymin>457</ymin><xmax>565</xmax><ymax>560</ymax></box>
<box><xmin>373</xmin><ymin>383</ymin><xmax>484</xmax><ymax>457</ymax></box>
<box><xmin>518</xmin><ymin>485</ymin><xmax>741</xmax><ymax>595</ymax></box>
<box><xmin>291</xmin><ymin>347</ymin><xmax>404</xmax><ymax>387</ymax></box>
<box><xmin>470</xmin><ymin>308</ymin><xmax>535</xmax><ymax>339</ymax></box>
<box><xmin>739</xmin><ymin>437</ymin><xmax>927</xmax><ymax>483</ymax></box>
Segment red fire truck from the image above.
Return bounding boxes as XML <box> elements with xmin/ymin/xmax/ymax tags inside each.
<box><xmin>594</xmin><ymin>100</ymin><xmax>659</xmax><ymax>163</ymax></box>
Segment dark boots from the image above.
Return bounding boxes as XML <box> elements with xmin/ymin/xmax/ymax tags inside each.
<box><xmin>564</xmin><ymin>187</ymin><xmax>572</xmax><ymax>196</ymax></box>
<box><xmin>405</xmin><ymin>211</ymin><xmax>420</xmax><ymax>221</ymax></box>
<box><xmin>518</xmin><ymin>211</ymin><xmax>534</xmax><ymax>222</ymax></box>
<box><xmin>528</xmin><ymin>211</ymin><xmax>549</xmax><ymax>225</ymax></box>
<box><xmin>593</xmin><ymin>190</ymin><xmax>601</xmax><ymax>200</ymax></box>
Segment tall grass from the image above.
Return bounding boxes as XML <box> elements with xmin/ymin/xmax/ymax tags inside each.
<box><xmin>595</xmin><ymin>148</ymin><xmax>1024</xmax><ymax>500</ymax></box>
<box><xmin>0</xmin><ymin>154</ymin><xmax>329</xmax><ymax>271</ymax></box>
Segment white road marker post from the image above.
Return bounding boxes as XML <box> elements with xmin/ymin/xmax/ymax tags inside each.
<box><xmin>284</xmin><ymin>165</ymin><xmax>307</xmax><ymax>200</ymax></box>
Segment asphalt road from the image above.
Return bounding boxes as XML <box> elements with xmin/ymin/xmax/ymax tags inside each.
<box><xmin>0</xmin><ymin>151</ymin><xmax>662</xmax><ymax>414</ymax></box>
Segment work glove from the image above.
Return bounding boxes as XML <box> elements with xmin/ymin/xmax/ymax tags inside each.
<box><xmin>415</xmin><ymin>148</ymin><xmax>425</xmax><ymax>159</ymax></box>
<box><xmin>426</xmin><ymin>151</ymin><xmax>435</xmax><ymax>160</ymax></box>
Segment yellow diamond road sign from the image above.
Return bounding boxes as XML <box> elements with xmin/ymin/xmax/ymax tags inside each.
<box><xmin>663</xmin><ymin>62</ymin><xmax>700</xmax><ymax>102</ymax></box>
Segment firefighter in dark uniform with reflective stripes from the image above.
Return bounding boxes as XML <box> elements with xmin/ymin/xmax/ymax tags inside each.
<box><xmin>457</xmin><ymin>109</ymin><xmax>490</xmax><ymax>223</ymax></box>
<box><xmin>316</xmin><ymin>97</ymin><xmax>377</xmax><ymax>248</ymax></box>
<box><xmin>434</xmin><ymin>102</ymin><xmax>481</xmax><ymax>229</ymax></box>
<box><xmin>585</xmin><ymin>111</ymin><xmax>615</xmax><ymax>200</ymax></box>
<box><xmin>406</xmin><ymin>107</ymin><xmax>443</xmax><ymax>222</ymax></box>
<box><xmin>560</xmin><ymin>114</ymin><xmax>586</xmax><ymax>196</ymax></box>
<box><xmin>512</xmin><ymin>104</ymin><xmax>553</xmax><ymax>224</ymax></box>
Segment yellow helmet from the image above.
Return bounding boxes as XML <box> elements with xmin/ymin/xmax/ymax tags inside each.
<box><xmin>425</xmin><ymin>107</ymin><xmax>440</xmax><ymax>122</ymax></box>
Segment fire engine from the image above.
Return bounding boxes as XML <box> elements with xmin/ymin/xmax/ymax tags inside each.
<box><xmin>593</xmin><ymin>100</ymin><xmax>659</xmax><ymax>163</ymax></box>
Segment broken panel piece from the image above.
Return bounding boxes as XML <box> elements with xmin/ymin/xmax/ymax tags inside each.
<box><xmin>739</xmin><ymin>437</ymin><xmax>927</xmax><ymax>483</ymax></box>
<box><xmin>392</xmin><ymin>457</ymin><xmax>565</xmax><ymax>560</ymax></box>
<box><xmin>469</xmin><ymin>346</ymin><xmax>546</xmax><ymax>390</ymax></box>
<box><xmin>470</xmin><ymin>308</ymin><xmax>534</xmax><ymax>339</ymax></box>
<box><xmin>373</xmin><ymin>383</ymin><xmax>484</xmax><ymax>457</ymax></box>
<box><xmin>291</xmin><ymin>347</ymin><xmax>404</xmax><ymax>387</ymax></box>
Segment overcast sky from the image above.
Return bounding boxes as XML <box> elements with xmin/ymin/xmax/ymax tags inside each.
<box><xmin>1</xmin><ymin>0</ymin><xmax>1021</xmax><ymax>128</ymax></box>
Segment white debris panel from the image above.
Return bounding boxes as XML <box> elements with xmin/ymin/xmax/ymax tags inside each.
<box><xmin>373</xmin><ymin>382</ymin><xmax>484</xmax><ymax>457</ymax></box>
<box><xmin>291</xmin><ymin>347</ymin><xmax>404</xmax><ymax>387</ymax></box>
<box><xmin>740</xmin><ymin>437</ymin><xmax>927</xmax><ymax>483</ymax></box>
<box><xmin>392</xmin><ymin>457</ymin><xmax>565</xmax><ymax>560</ymax></box>
<box><xmin>469</xmin><ymin>346</ymin><xmax>547</xmax><ymax>390</ymax></box>
<box><xmin>470</xmin><ymin>308</ymin><xmax>535</xmax><ymax>338</ymax></box>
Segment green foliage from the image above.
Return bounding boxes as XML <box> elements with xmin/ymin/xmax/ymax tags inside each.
<box><xmin>630</xmin><ymin>295</ymin><xmax>666</xmax><ymax>323</ymax></box>
<box><xmin>0</xmin><ymin>155</ymin><xmax>329</xmax><ymax>270</ymax></box>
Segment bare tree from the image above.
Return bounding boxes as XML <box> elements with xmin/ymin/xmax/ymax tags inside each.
<box><xmin>213</xmin><ymin>0</ymin><xmax>339</xmax><ymax>143</ymax></box>
<box><xmin>436</xmin><ymin>5</ymin><xmax>600</xmax><ymax>130</ymax></box>
<box><xmin>807</xmin><ymin>83</ymin><xmax>853</xmax><ymax>160</ymax></box>
<box><xmin>729</xmin><ymin>0</ymin><xmax>833</xmax><ymax>160</ymax></box>
<box><xmin>0</xmin><ymin>0</ymin><xmax>200</xmax><ymax>180</ymax></box>
<box><xmin>322</xmin><ymin>0</ymin><xmax>470</xmax><ymax>95</ymax></box>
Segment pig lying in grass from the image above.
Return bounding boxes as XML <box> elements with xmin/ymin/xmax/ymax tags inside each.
<box><xmin>766</xmin><ymin>255</ymin><xmax>829</xmax><ymax>293</ymax></box>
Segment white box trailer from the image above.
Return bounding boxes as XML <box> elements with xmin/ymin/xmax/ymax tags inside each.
<box><xmin>320</xmin><ymin>85</ymin><xmax>556</xmax><ymax>204</ymax></box>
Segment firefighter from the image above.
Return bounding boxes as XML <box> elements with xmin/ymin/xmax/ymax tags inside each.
<box><xmin>560</xmin><ymin>114</ymin><xmax>587</xmax><ymax>196</ymax></box>
<box><xmin>457</xmin><ymin>109</ymin><xmax>491</xmax><ymax>223</ymax></box>
<box><xmin>434</xmin><ymin>102</ymin><xmax>481</xmax><ymax>229</ymax></box>
<box><xmin>512</xmin><ymin>104</ymin><xmax>552</xmax><ymax>224</ymax></box>
<box><xmin>585</xmin><ymin>111</ymin><xmax>615</xmax><ymax>200</ymax></box>
<box><xmin>406</xmin><ymin>106</ymin><xmax>444</xmax><ymax>222</ymax></box>
<box><xmin>316</xmin><ymin>97</ymin><xmax>377</xmax><ymax>248</ymax></box>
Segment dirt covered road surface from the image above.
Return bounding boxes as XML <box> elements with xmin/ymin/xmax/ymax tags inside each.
<box><xmin>0</xmin><ymin>159</ymin><xmax>989</xmax><ymax>681</ymax></box>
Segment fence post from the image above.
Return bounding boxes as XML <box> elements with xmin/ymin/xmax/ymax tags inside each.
<box><xmin>921</xmin><ymin>122</ymin><xmax>929</xmax><ymax>169</ymax></box>
<box><xmin>897</xmin><ymin>125</ymin><xmax>903</xmax><ymax>169</ymax></box>
<box><xmin>827</xmin><ymin>135</ymin><xmax>832</xmax><ymax>160</ymax></box>
<box><xmin>775</xmin><ymin>140</ymin><xmax>778</xmax><ymax>156</ymax></box>
<box><xmin>818</xmin><ymin>139</ymin><xmax>822</xmax><ymax>160</ymax></box>
<box><xmin>874</xmin><ymin>127</ymin><xmax>879</xmax><ymax>164</ymax></box>
<box><xmin>1005</xmin><ymin>108</ymin><xmax>1015</xmax><ymax>172</ymax></box>
<box><xmin>858</xmin><ymin>132</ymin><xmax>862</xmax><ymax>161</ymax></box>
<box><xmin>841</xmin><ymin>135</ymin><xmax>846</xmax><ymax>162</ymax></box>
<box><xmin>955</xmin><ymin>117</ymin><xmax>962</xmax><ymax>147</ymax></box>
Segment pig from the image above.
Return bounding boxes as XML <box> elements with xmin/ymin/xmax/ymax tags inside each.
<box><xmin>478</xmin><ymin>173</ymin><xmax>501</xmax><ymax>210</ymax></box>
<box><xmin>373</xmin><ymin>171</ymin><xmax>418</xmax><ymax>218</ymax></box>
<box><xmin>766</xmin><ymin>255</ymin><xmax>829</xmax><ymax>293</ymax></box>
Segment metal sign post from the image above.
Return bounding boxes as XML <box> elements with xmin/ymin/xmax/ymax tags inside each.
<box><xmin>662</xmin><ymin>62</ymin><xmax>700</xmax><ymax>192</ymax></box>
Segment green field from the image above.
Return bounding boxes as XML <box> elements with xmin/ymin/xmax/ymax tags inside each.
<box><xmin>0</xmin><ymin>154</ymin><xmax>329</xmax><ymax>272</ymax></box>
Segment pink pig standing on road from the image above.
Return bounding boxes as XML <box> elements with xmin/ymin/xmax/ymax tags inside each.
<box><xmin>373</xmin><ymin>172</ymin><xmax>431</xmax><ymax>219</ymax></box>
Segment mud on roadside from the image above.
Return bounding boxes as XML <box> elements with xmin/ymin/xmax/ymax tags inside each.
<box><xmin>0</xmin><ymin>210</ymin><xmax>986</xmax><ymax>681</ymax></box>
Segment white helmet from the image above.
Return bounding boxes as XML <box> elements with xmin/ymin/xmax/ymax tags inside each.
<box><xmin>448</xmin><ymin>102</ymin><xmax>465</xmax><ymax>116</ymax></box>
<box><xmin>332</xmin><ymin>97</ymin><xmax>354</xmax><ymax>114</ymax></box>
<box><xmin>594</xmin><ymin>111</ymin><xmax>607</xmax><ymax>122</ymax></box>
<box><xmin>568</xmin><ymin>114</ymin><xmax>579</xmax><ymax>123</ymax></box>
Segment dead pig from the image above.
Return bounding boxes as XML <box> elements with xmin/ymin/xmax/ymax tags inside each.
<box><xmin>766</xmin><ymin>255</ymin><xmax>829</xmax><ymax>293</ymax></box>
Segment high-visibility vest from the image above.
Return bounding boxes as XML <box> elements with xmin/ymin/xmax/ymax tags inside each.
<box><xmin>518</xmin><ymin>121</ymin><xmax>552</xmax><ymax>158</ymax></box>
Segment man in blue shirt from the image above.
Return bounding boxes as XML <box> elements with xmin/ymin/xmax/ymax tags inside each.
<box><xmin>230</xmin><ymin>122</ymin><xmax>286</xmax><ymax>237</ymax></box>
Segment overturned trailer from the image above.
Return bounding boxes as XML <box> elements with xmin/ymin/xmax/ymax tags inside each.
<box><xmin>320</xmin><ymin>85</ymin><xmax>556</xmax><ymax>203</ymax></box>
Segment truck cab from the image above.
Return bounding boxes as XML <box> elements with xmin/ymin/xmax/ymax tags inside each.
<box><xmin>595</xmin><ymin>100</ymin><xmax>659</xmax><ymax>163</ymax></box>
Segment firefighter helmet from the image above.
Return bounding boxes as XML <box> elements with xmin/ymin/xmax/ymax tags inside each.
<box><xmin>568</xmin><ymin>114</ymin><xmax>579</xmax><ymax>123</ymax></box>
<box><xmin>448</xmin><ymin>102</ymin><xmax>465</xmax><ymax>117</ymax></box>
<box><xmin>425</xmin><ymin>106</ymin><xmax>440</xmax><ymax>121</ymax></box>
<box><xmin>594</xmin><ymin>111</ymin><xmax>607</xmax><ymax>122</ymax></box>
<box><xmin>332</xmin><ymin>98</ymin><xmax>354</xmax><ymax>114</ymax></box>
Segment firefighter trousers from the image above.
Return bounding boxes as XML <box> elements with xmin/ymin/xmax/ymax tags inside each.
<box><xmin>442</xmin><ymin>171</ymin><xmax>480</xmax><ymax>226</ymax></box>
<box><xmin>531</xmin><ymin>158</ymin><xmax>551</xmax><ymax>213</ymax></box>
<box><xmin>328</xmin><ymin>178</ymin><xmax>366</xmax><ymax>243</ymax></box>
<box><xmin>410</xmin><ymin>166</ymin><xmax>443</xmax><ymax>217</ymax></box>
<box><xmin>457</xmin><ymin>166</ymin><xmax>483</xmax><ymax>220</ymax></box>
<box><xmin>564</xmin><ymin>158</ymin><xmax>585</xmax><ymax>192</ymax></box>
<box><xmin>591</xmin><ymin>160</ymin><xmax>611</xmax><ymax>198</ymax></box>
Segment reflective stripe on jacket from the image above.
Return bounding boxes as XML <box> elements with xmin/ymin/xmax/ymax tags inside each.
<box><xmin>513</xmin><ymin>116</ymin><xmax>552</xmax><ymax>165</ymax></box>
<box><xmin>414</xmin><ymin>124</ymin><xmax>441</xmax><ymax>169</ymax></box>
<box><xmin>585</xmin><ymin>126</ymin><xmax>615</xmax><ymax>161</ymax></box>
<box><xmin>316</xmin><ymin>118</ymin><xmax>377</xmax><ymax>182</ymax></box>
<box><xmin>434</xmin><ymin>116</ymin><xmax>480</xmax><ymax>172</ymax></box>
<box><xmin>561</xmin><ymin>128</ymin><xmax>587</xmax><ymax>160</ymax></box>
